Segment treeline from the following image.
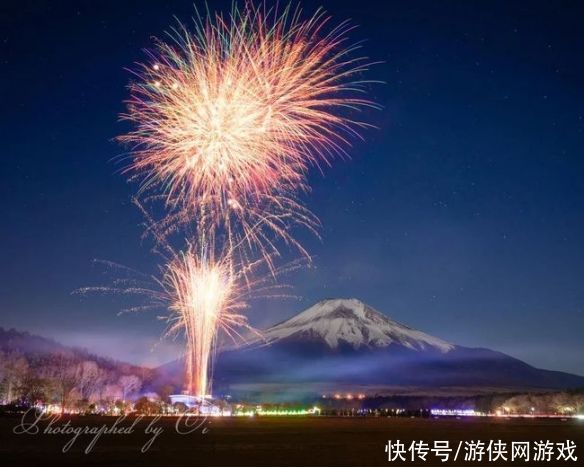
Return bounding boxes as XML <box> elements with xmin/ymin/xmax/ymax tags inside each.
<box><xmin>0</xmin><ymin>327</ymin><xmax>177</xmax><ymax>411</ymax></box>
<box><xmin>315</xmin><ymin>390</ymin><xmax>584</xmax><ymax>414</ymax></box>
<box><xmin>495</xmin><ymin>390</ymin><xmax>584</xmax><ymax>414</ymax></box>
<box><xmin>0</xmin><ymin>349</ymin><xmax>160</xmax><ymax>411</ymax></box>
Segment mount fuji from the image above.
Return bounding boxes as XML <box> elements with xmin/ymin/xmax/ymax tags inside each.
<box><xmin>258</xmin><ymin>298</ymin><xmax>454</xmax><ymax>353</ymax></box>
<box><xmin>160</xmin><ymin>298</ymin><xmax>584</xmax><ymax>393</ymax></box>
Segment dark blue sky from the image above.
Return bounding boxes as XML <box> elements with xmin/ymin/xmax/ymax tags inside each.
<box><xmin>2</xmin><ymin>1</ymin><xmax>584</xmax><ymax>373</ymax></box>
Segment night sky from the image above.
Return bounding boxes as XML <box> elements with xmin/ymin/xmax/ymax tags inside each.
<box><xmin>2</xmin><ymin>1</ymin><xmax>584</xmax><ymax>373</ymax></box>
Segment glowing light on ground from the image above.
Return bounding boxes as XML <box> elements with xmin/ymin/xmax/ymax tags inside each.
<box><xmin>234</xmin><ymin>406</ymin><xmax>321</xmax><ymax>417</ymax></box>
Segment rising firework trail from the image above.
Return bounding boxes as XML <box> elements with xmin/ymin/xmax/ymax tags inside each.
<box><xmin>162</xmin><ymin>247</ymin><xmax>246</xmax><ymax>397</ymax></box>
<box><xmin>162</xmin><ymin>245</ymin><xmax>302</xmax><ymax>397</ymax></box>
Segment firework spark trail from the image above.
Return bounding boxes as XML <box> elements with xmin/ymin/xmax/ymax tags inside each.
<box><xmin>160</xmin><ymin>246</ymin><xmax>297</xmax><ymax>397</ymax></box>
<box><xmin>135</xmin><ymin>192</ymin><xmax>320</xmax><ymax>274</ymax></box>
<box><xmin>166</xmin><ymin>247</ymin><xmax>308</xmax><ymax>396</ymax></box>
<box><xmin>116</xmin><ymin>3</ymin><xmax>374</xmax><ymax>397</ymax></box>
<box><xmin>164</xmin><ymin>249</ymin><xmax>240</xmax><ymax>396</ymax></box>
<box><xmin>120</xmin><ymin>2</ymin><xmax>375</xmax><ymax>258</ymax></box>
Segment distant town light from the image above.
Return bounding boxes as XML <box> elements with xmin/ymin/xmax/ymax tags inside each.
<box><xmin>430</xmin><ymin>409</ymin><xmax>485</xmax><ymax>417</ymax></box>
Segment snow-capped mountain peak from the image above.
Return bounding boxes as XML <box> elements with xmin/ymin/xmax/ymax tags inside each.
<box><xmin>262</xmin><ymin>298</ymin><xmax>454</xmax><ymax>353</ymax></box>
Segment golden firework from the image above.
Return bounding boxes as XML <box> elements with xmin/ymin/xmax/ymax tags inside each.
<box><xmin>120</xmin><ymin>3</ymin><xmax>374</xmax><ymax>251</ymax></box>
<box><xmin>161</xmin><ymin>244</ymin><xmax>302</xmax><ymax>397</ymax></box>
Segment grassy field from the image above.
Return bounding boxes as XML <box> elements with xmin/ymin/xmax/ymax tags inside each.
<box><xmin>0</xmin><ymin>414</ymin><xmax>582</xmax><ymax>466</ymax></box>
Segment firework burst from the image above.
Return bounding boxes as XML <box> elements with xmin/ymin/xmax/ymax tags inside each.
<box><xmin>120</xmin><ymin>2</ymin><xmax>375</xmax><ymax>252</ymax></box>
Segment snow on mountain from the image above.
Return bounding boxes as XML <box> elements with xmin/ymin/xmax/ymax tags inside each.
<box><xmin>261</xmin><ymin>298</ymin><xmax>454</xmax><ymax>353</ymax></box>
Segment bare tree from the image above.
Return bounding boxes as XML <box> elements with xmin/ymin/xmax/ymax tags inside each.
<box><xmin>49</xmin><ymin>353</ymin><xmax>79</xmax><ymax>413</ymax></box>
<box><xmin>18</xmin><ymin>375</ymin><xmax>51</xmax><ymax>403</ymax></box>
<box><xmin>2</xmin><ymin>353</ymin><xmax>29</xmax><ymax>403</ymax></box>
<box><xmin>118</xmin><ymin>375</ymin><xmax>142</xmax><ymax>402</ymax></box>
<box><xmin>103</xmin><ymin>383</ymin><xmax>123</xmax><ymax>404</ymax></box>
<box><xmin>76</xmin><ymin>360</ymin><xmax>99</xmax><ymax>400</ymax></box>
<box><xmin>88</xmin><ymin>367</ymin><xmax>108</xmax><ymax>404</ymax></box>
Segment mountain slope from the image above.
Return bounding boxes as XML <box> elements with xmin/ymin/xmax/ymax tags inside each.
<box><xmin>209</xmin><ymin>299</ymin><xmax>584</xmax><ymax>392</ymax></box>
<box><xmin>0</xmin><ymin>327</ymin><xmax>154</xmax><ymax>381</ymax></box>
